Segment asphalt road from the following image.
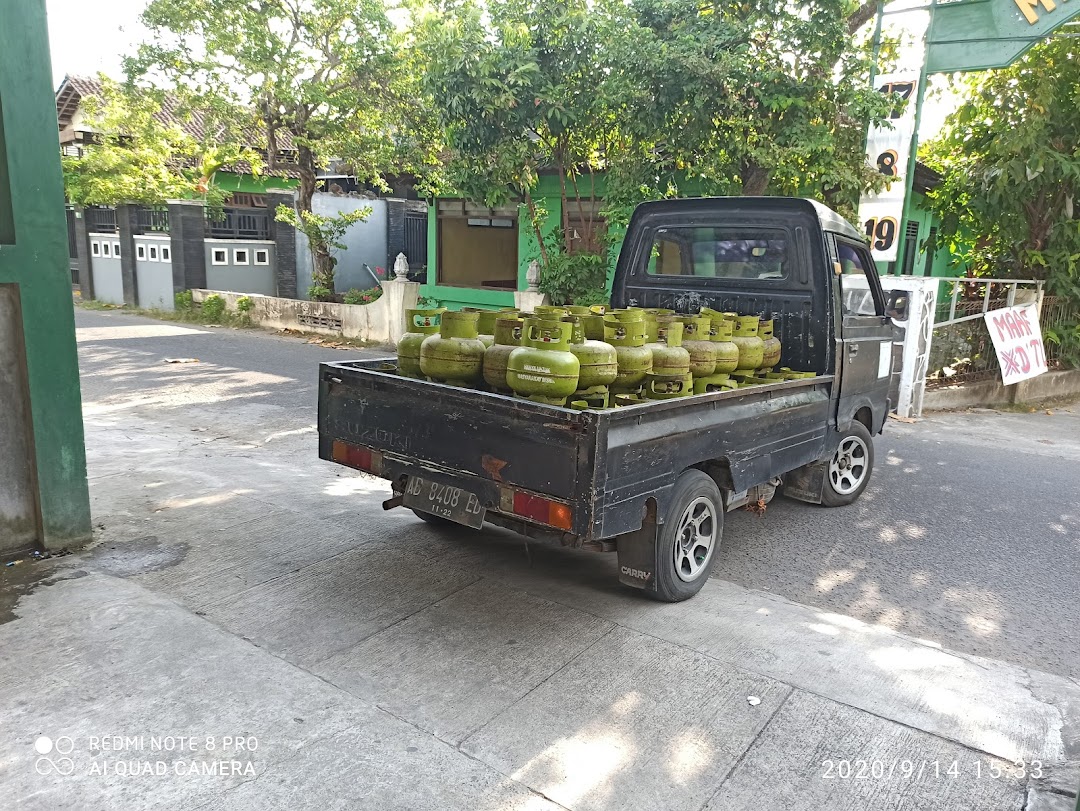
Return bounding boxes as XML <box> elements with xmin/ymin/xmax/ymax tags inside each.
<box><xmin>74</xmin><ymin>307</ymin><xmax>1080</xmax><ymax>680</ymax></box>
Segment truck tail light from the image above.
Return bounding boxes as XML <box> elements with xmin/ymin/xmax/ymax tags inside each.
<box><xmin>331</xmin><ymin>440</ymin><xmax>382</xmax><ymax>475</ymax></box>
<box><xmin>500</xmin><ymin>488</ymin><xmax>573</xmax><ymax>531</ymax></box>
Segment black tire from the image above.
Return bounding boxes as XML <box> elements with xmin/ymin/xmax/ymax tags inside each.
<box><xmin>647</xmin><ymin>470</ymin><xmax>724</xmax><ymax>602</ymax></box>
<box><xmin>821</xmin><ymin>421</ymin><xmax>875</xmax><ymax>507</ymax></box>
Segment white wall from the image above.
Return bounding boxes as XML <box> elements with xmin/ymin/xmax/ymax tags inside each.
<box><xmin>295</xmin><ymin>194</ymin><xmax>387</xmax><ymax>298</ymax></box>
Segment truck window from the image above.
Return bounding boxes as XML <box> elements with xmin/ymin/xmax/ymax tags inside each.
<box><xmin>646</xmin><ymin>227</ymin><xmax>787</xmax><ymax>281</ymax></box>
<box><xmin>837</xmin><ymin>241</ymin><xmax>883</xmax><ymax>317</ymax></box>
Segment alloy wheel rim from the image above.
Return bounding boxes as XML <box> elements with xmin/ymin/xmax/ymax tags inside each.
<box><xmin>829</xmin><ymin>436</ymin><xmax>869</xmax><ymax>495</ymax></box>
<box><xmin>673</xmin><ymin>496</ymin><xmax>716</xmax><ymax>582</ymax></box>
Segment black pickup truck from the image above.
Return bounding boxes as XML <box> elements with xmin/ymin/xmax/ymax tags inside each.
<box><xmin>318</xmin><ymin>197</ymin><xmax>902</xmax><ymax>601</ymax></box>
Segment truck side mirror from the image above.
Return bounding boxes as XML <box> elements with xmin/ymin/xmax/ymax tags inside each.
<box><xmin>886</xmin><ymin>290</ymin><xmax>909</xmax><ymax>322</ymax></box>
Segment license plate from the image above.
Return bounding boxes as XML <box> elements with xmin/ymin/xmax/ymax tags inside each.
<box><xmin>402</xmin><ymin>476</ymin><xmax>486</xmax><ymax>529</ymax></box>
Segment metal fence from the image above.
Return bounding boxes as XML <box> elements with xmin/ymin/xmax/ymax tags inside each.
<box><xmin>404</xmin><ymin>211</ymin><xmax>428</xmax><ymax>269</ymax></box>
<box><xmin>205</xmin><ymin>207</ymin><xmax>270</xmax><ymax>240</ymax></box>
<box><xmin>85</xmin><ymin>206</ymin><xmax>117</xmax><ymax>233</ymax></box>
<box><xmin>926</xmin><ymin>278</ymin><xmax>1078</xmax><ymax>386</ymax></box>
<box><xmin>135</xmin><ymin>206</ymin><xmax>170</xmax><ymax>234</ymax></box>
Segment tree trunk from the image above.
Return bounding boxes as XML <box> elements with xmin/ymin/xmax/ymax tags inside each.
<box><xmin>847</xmin><ymin>1</ymin><xmax>880</xmax><ymax>35</ymax></box>
<box><xmin>740</xmin><ymin>160</ymin><xmax>771</xmax><ymax>196</ymax></box>
<box><xmin>297</xmin><ymin>144</ymin><xmax>333</xmax><ymax>294</ymax></box>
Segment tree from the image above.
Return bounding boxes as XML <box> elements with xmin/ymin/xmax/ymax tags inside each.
<box><xmin>130</xmin><ymin>0</ymin><xmax>404</xmax><ymax>293</ymax></box>
<box><xmin>604</xmin><ymin>0</ymin><xmax>893</xmax><ymax>220</ymax></box>
<box><xmin>62</xmin><ymin>77</ymin><xmax>259</xmax><ymax>207</ymax></box>
<box><xmin>415</xmin><ymin>0</ymin><xmax>620</xmax><ymax>272</ymax></box>
<box><xmin>923</xmin><ymin>38</ymin><xmax>1080</xmax><ymax>301</ymax></box>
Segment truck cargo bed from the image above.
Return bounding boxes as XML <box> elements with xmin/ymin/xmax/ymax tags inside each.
<box><xmin>319</xmin><ymin>359</ymin><xmax>834</xmax><ymax>542</ymax></box>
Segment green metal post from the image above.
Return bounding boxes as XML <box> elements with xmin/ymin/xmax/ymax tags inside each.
<box><xmin>894</xmin><ymin>0</ymin><xmax>936</xmax><ymax>276</ymax></box>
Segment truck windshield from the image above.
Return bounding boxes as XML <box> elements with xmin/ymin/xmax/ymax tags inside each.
<box><xmin>646</xmin><ymin>226</ymin><xmax>788</xmax><ymax>280</ymax></box>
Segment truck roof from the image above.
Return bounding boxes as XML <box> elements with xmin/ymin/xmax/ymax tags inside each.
<box><xmin>630</xmin><ymin>196</ymin><xmax>865</xmax><ymax>242</ymax></box>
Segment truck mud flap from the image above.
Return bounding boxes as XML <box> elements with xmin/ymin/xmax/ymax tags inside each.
<box><xmin>616</xmin><ymin>502</ymin><xmax>658</xmax><ymax>593</ymax></box>
<box><xmin>782</xmin><ymin>460</ymin><xmax>825</xmax><ymax>504</ymax></box>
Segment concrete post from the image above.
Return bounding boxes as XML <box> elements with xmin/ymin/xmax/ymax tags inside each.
<box><xmin>167</xmin><ymin>200</ymin><xmax>206</xmax><ymax>293</ymax></box>
<box><xmin>379</xmin><ymin>278</ymin><xmax>420</xmax><ymax>344</ymax></box>
<box><xmin>267</xmin><ymin>189</ymin><xmax>297</xmax><ymax>299</ymax></box>
<box><xmin>116</xmin><ymin>203</ymin><xmax>139</xmax><ymax>307</ymax></box>
<box><xmin>72</xmin><ymin>204</ymin><xmax>94</xmax><ymax>300</ymax></box>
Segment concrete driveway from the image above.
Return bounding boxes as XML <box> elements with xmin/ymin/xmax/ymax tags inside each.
<box><xmin>1</xmin><ymin>308</ymin><xmax>1077</xmax><ymax>810</ymax></box>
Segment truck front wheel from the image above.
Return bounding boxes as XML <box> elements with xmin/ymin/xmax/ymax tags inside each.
<box><xmin>821</xmin><ymin>422</ymin><xmax>874</xmax><ymax>507</ymax></box>
<box><xmin>649</xmin><ymin>470</ymin><xmax>724</xmax><ymax>602</ymax></box>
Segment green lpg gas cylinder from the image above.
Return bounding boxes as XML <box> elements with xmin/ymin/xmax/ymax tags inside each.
<box><xmin>644</xmin><ymin>372</ymin><xmax>693</xmax><ymax>400</ymax></box>
<box><xmin>397</xmin><ymin>308</ymin><xmax>446</xmax><ymax>378</ymax></box>
<box><xmin>604</xmin><ymin>315</ymin><xmax>652</xmax><ymax>393</ymax></box>
<box><xmin>647</xmin><ymin>317</ymin><xmax>691</xmax><ymax>377</ymax></box>
<box><xmin>507</xmin><ymin>317</ymin><xmax>580</xmax><ymax>405</ymax></box>
<box><xmin>567</xmin><ymin>305</ymin><xmax>608</xmax><ymax>341</ymax></box>
<box><xmin>642</xmin><ymin>308</ymin><xmax>676</xmax><ymax>342</ymax></box>
<box><xmin>483</xmin><ymin>315</ymin><xmax>524</xmax><ymax>392</ymax></box>
<box><xmin>759</xmin><ymin>316</ymin><xmax>782</xmax><ymax>369</ymax></box>
<box><xmin>693</xmin><ymin>374</ymin><xmax>738</xmax><ymax>394</ymax></box>
<box><xmin>706</xmin><ymin>314</ymin><xmax>741</xmax><ymax>374</ymax></box>
<box><xmin>731</xmin><ymin>315</ymin><xmax>765</xmax><ymax>371</ymax></box>
<box><xmin>565</xmin><ymin>316</ymin><xmax>618</xmax><ymax>390</ymax></box>
<box><xmin>419</xmin><ymin>310</ymin><xmax>486</xmax><ymax>386</ymax></box>
<box><xmin>678</xmin><ymin>315</ymin><xmax>717</xmax><ymax>378</ymax></box>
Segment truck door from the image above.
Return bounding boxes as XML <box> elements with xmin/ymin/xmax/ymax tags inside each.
<box><xmin>831</xmin><ymin>236</ymin><xmax>892</xmax><ymax>433</ymax></box>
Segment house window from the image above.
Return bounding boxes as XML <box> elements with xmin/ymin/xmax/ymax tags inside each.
<box><xmin>91</xmin><ymin>241</ymin><xmax>100</xmax><ymax>257</ymax></box>
<box><xmin>234</xmin><ymin>248</ymin><xmax>249</xmax><ymax>265</ymax></box>
<box><xmin>148</xmin><ymin>245</ymin><xmax>159</xmax><ymax>262</ymax></box>
<box><xmin>436</xmin><ymin>199</ymin><xmax>518</xmax><ymax>289</ymax></box>
<box><xmin>211</xmin><ymin>248</ymin><xmax>227</xmax><ymax>265</ymax></box>
<box><xmin>137</xmin><ymin>244</ymin><xmax>146</xmax><ymax>260</ymax></box>
<box><xmin>161</xmin><ymin>246</ymin><xmax>171</xmax><ymax>262</ymax></box>
<box><xmin>113</xmin><ymin>241</ymin><xmax>121</xmax><ymax>258</ymax></box>
<box><xmin>254</xmin><ymin>249</ymin><xmax>269</xmax><ymax>265</ymax></box>
<box><xmin>101</xmin><ymin>242</ymin><xmax>110</xmax><ymax>257</ymax></box>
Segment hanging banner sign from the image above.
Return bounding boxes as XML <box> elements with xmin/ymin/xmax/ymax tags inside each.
<box><xmin>927</xmin><ymin>0</ymin><xmax>1080</xmax><ymax>74</ymax></box>
<box><xmin>984</xmin><ymin>303</ymin><xmax>1048</xmax><ymax>385</ymax></box>
<box><xmin>858</xmin><ymin>73</ymin><xmax>919</xmax><ymax>263</ymax></box>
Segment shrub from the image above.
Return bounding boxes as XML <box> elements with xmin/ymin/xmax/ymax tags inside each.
<box><xmin>308</xmin><ymin>284</ymin><xmax>334</xmax><ymax>302</ymax></box>
<box><xmin>201</xmin><ymin>294</ymin><xmax>226</xmax><ymax>323</ymax></box>
<box><xmin>235</xmin><ymin>295</ymin><xmax>254</xmax><ymax>314</ymax></box>
<box><xmin>539</xmin><ymin>252</ymin><xmax>609</xmax><ymax>306</ymax></box>
<box><xmin>343</xmin><ymin>286</ymin><xmax>383</xmax><ymax>305</ymax></box>
<box><xmin>174</xmin><ymin>290</ymin><xmax>194</xmax><ymax>311</ymax></box>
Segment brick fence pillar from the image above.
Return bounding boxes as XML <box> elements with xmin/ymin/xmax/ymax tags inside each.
<box><xmin>267</xmin><ymin>189</ymin><xmax>297</xmax><ymax>299</ymax></box>
<box><xmin>72</xmin><ymin>205</ymin><xmax>94</xmax><ymax>300</ymax></box>
<box><xmin>116</xmin><ymin>203</ymin><xmax>139</xmax><ymax>306</ymax></box>
<box><xmin>167</xmin><ymin>200</ymin><xmax>206</xmax><ymax>292</ymax></box>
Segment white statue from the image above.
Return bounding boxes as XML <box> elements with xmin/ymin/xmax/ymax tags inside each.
<box><xmin>526</xmin><ymin>260</ymin><xmax>541</xmax><ymax>293</ymax></box>
<box><xmin>393</xmin><ymin>252</ymin><xmax>410</xmax><ymax>280</ymax></box>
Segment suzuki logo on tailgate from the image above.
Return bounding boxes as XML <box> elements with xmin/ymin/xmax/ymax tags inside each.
<box><xmin>331</xmin><ymin>418</ymin><xmax>410</xmax><ymax>451</ymax></box>
<box><xmin>620</xmin><ymin>566</ymin><xmax>653</xmax><ymax>582</ymax></box>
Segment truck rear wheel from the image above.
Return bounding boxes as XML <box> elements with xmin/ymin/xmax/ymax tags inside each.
<box><xmin>649</xmin><ymin>470</ymin><xmax>724</xmax><ymax>602</ymax></box>
<box><xmin>821</xmin><ymin>422</ymin><xmax>874</xmax><ymax>507</ymax></box>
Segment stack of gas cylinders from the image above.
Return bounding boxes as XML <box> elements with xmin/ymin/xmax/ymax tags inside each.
<box><xmin>395</xmin><ymin>304</ymin><xmax>813</xmax><ymax>408</ymax></box>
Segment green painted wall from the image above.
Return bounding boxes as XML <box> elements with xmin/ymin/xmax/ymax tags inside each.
<box><xmin>424</xmin><ymin>177</ymin><xmax>956</xmax><ymax>310</ymax></box>
<box><xmin>0</xmin><ymin>0</ymin><xmax>92</xmax><ymax>548</ymax></box>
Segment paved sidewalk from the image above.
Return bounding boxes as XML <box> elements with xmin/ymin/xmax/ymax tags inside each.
<box><xmin>1</xmin><ymin>311</ymin><xmax>1078</xmax><ymax>810</ymax></box>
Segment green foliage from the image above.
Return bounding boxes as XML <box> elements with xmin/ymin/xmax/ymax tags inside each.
<box><xmin>1045</xmin><ymin>323</ymin><xmax>1080</xmax><ymax>369</ymax></box>
<box><xmin>276</xmin><ymin>204</ymin><xmax>371</xmax><ymax>291</ymax></box>
<box><xmin>62</xmin><ymin>77</ymin><xmax>260</xmax><ymax>207</ymax></box>
<box><xmin>308</xmin><ymin>285</ymin><xmax>335</xmax><ymax>302</ymax></box>
<box><xmin>174</xmin><ymin>290</ymin><xmax>194</xmax><ymax>311</ymax></box>
<box><xmin>342</xmin><ymin>287</ymin><xmax>383</xmax><ymax>305</ymax></box>
<box><xmin>200</xmin><ymin>294</ymin><xmax>226</xmax><ymax>322</ymax></box>
<box><xmin>416</xmin><ymin>295</ymin><xmax>439</xmax><ymax>308</ymax></box>
<box><xmin>235</xmin><ymin>295</ymin><xmax>253</xmax><ymax>314</ymax></box>
<box><xmin>539</xmin><ymin>253</ymin><xmax>610</xmax><ymax>306</ymax></box>
<box><xmin>923</xmin><ymin>39</ymin><xmax>1080</xmax><ymax>301</ymax></box>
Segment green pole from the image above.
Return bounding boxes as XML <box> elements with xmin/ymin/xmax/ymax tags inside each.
<box><xmin>869</xmin><ymin>1</ymin><xmax>885</xmax><ymax>86</ymax></box>
<box><xmin>894</xmin><ymin>0</ymin><xmax>936</xmax><ymax>276</ymax></box>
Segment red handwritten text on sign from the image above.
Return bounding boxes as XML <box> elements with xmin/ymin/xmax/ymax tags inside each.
<box><xmin>983</xmin><ymin>303</ymin><xmax>1047</xmax><ymax>386</ymax></box>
